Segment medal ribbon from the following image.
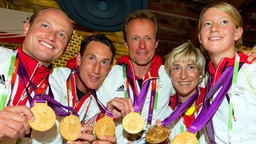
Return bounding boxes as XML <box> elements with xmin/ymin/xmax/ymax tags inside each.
<box><xmin>187</xmin><ymin>66</ymin><xmax>234</xmax><ymax>134</ymax></box>
<box><xmin>123</xmin><ymin>64</ymin><xmax>157</xmax><ymax>125</ymax></box>
<box><xmin>1</xmin><ymin>53</ymin><xmax>77</xmax><ymax>116</ymax></box>
<box><xmin>66</xmin><ymin>71</ymin><xmax>92</xmax><ymax>113</ymax></box>
<box><xmin>76</xmin><ymin>72</ymin><xmax>113</xmax><ymax>118</ymax></box>
<box><xmin>74</xmin><ymin>92</ymin><xmax>92</xmax><ymax>113</ymax></box>
<box><xmin>162</xmin><ymin>88</ymin><xmax>199</xmax><ymax>127</ymax></box>
<box><xmin>126</xmin><ymin>64</ymin><xmax>151</xmax><ymax>112</ymax></box>
<box><xmin>188</xmin><ymin>56</ymin><xmax>244</xmax><ymax>139</ymax></box>
<box><xmin>147</xmin><ymin>78</ymin><xmax>157</xmax><ymax>125</ymax></box>
<box><xmin>14</xmin><ymin>54</ymin><xmax>48</xmax><ymax>105</ymax></box>
<box><xmin>29</xmin><ymin>79</ymin><xmax>78</xmax><ymax>116</ymax></box>
<box><xmin>92</xmin><ymin>91</ymin><xmax>113</xmax><ymax>117</ymax></box>
<box><xmin>42</xmin><ymin>88</ymin><xmax>78</xmax><ymax>116</ymax></box>
<box><xmin>68</xmin><ymin>72</ymin><xmax>77</xmax><ymax>107</ymax></box>
<box><xmin>17</xmin><ymin>54</ymin><xmax>77</xmax><ymax>116</ymax></box>
<box><xmin>205</xmin><ymin>54</ymin><xmax>242</xmax><ymax>144</ymax></box>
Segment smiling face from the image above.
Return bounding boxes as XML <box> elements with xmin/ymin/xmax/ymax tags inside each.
<box><xmin>198</xmin><ymin>7</ymin><xmax>243</xmax><ymax>65</ymax></box>
<box><xmin>125</xmin><ymin>18</ymin><xmax>159</xmax><ymax>66</ymax></box>
<box><xmin>76</xmin><ymin>41</ymin><xmax>113</xmax><ymax>91</ymax></box>
<box><xmin>165</xmin><ymin>41</ymin><xmax>205</xmax><ymax>103</ymax></box>
<box><xmin>22</xmin><ymin>9</ymin><xmax>73</xmax><ymax>67</ymax></box>
<box><xmin>170</xmin><ymin>60</ymin><xmax>200</xmax><ymax>103</ymax></box>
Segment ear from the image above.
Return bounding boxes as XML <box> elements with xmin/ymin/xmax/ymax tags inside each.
<box><xmin>124</xmin><ymin>42</ymin><xmax>128</xmax><ymax>48</ymax></box>
<box><xmin>198</xmin><ymin>33</ymin><xmax>202</xmax><ymax>43</ymax></box>
<box><xmin>234</xmin><ymin>27</ymin><xmax>243</xmax><ymax>41</ymax></box>
<box><xmin>76</xmin><ymin>53</ymin><xmax>81</xmax><ymax>67</ymax></box>
<box><xmin>23</xmin><ymin>22</ymin><xmax>30</xmax><ymax>36</ymax></box>
<box><xmin>155</xmin><ymin>39</ymin><xmax>159</xmax><ymax>49</ymax></box>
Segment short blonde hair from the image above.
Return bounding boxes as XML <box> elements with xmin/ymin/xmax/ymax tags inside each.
<box><xmin>164</xmin><ymin>41</ymin><xmax>206</xmax><ymax>78</ymax></box>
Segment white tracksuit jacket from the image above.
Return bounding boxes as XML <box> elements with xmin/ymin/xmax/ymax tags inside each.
<box><xmin>97</xmin><ymin>64</ymin><xmax>175</xmax><ymax>143</ymax></box>
<box><xmin>45</xmin><ymin>67</ymin><xmax>100</xmax><ymax>144</ymax></box>
<box><xmin>0</xmin><ymin>47</ymin><xmax>59</xmax><ymax>144</ymax></box>
<box><xmin>211</xmin><ymin>62</ymin><xmax>256</xmax><ymax>144</ymax></box>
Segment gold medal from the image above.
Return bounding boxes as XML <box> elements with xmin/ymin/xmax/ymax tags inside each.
<box><xmin>94</xmin><ymin>115</ymin><xmax>116</xmax><ymax>139</ymax></box>
<box><xmin>172</xmin><ymin>131</ymin><xmax>198</xmax><ymax>144</ymax></box>
<box><xmin>122</xmin><ymin>112</ymin><xmax>144</xmax><ymax>134</ymax></box>
<box><xmin>145</xmin><ymin>126</ymin><xmax>169</xmax><ymax>144</ymax></box>
<box><xmin>28</xmin><ymin>101</ymin><xmax>56</xmax><ymax>132</ymax></box>
<box><xmin>59</xmin><ymin>114</ymin><xmax>81</xmax><ymax>141</ymax></box>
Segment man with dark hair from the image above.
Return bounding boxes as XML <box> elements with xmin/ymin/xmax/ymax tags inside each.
<box><xmin>50</xmin><ymin>34</ymin><xmax>116</xmax><ymax>143</ymax></box>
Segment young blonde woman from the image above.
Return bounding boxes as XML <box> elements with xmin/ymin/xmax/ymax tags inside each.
<box><xmin>198</xmin><ymin>2</ymin><xmax>256</xmax><ymax>143</ymax></box>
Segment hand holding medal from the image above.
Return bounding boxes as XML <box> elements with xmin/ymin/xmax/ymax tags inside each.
<box><xmin>145</xmin><ymin>89</ymin><xmax>200</xmax><ymax>144</ymax></box>
<box><xmin>92</xmin><ymin>91</ymin><xmax>116</xmax><ymax>140</ymax></box>
<box><xmin>59</xmin><ymin>113</ymin><xmax>81</xmax><ymax>141</ymax></box>
<box><xmin>29</xmin><ymin>95</ymin><xmax>81</xmax><ymax>140</ymax></box>
<box><xmin>94</xmin><ymin>114</ymin><xmax>116</xmax><ymax>139</ymax></box>
<box><xmin>122</xmin><ymin>112</ymin><xmax>144</xmax><ymax>134</ymax></box>
<box><xmin>28</xmin><ymin>99</ymin><xmax>56</xmax><ymax>132</ymax></box>
<box><xmin>36</xmin><ymin>92</ymin><xmax>82</xmax><ymax>141</ymax></box>
<box><xmin>122</xmin><ymin>77</ymin><xmax>150</xmax><ymax>134</ymax></box>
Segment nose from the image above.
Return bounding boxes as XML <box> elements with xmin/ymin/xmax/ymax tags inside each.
<box><xmin>210</xmin><ymin>23</ymin><xmax>219</xmax><ymax>32</ymax></box>
<box><xmin>180</xmin><ymin>69</ymin><xmax>188</xmax><ymax>79</ymax></box>
<box><xmin>92</xmin><ymin>61</ymin><xmax>100</xmax><ymax>74</ymax></box>
<box><xmin>47</xmin><ymin>31</ymin><xmax>57</xmax><ymax>41</ymax></box>
<box><xmin>139</xmin><ymin>38</ymin><xmax>146</xmax><ymax>48</ymax></box>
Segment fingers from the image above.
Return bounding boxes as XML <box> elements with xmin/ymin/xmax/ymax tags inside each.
<box><xmin>247</xmin><ymin>51</ymin><xmax>256</xmax><ymax>63</ymax></box>
<box><xmin>92</xmin><ymin>135</ymin><xmax>116</xmax><ymax>144</ymax></box>
<box><xmin>0</xmin><ymin>106</ymin><xmax>33</xmax><ymax>138</ymax></box>
<box><xmin>66</xmin><ymin>140</ymin><xmax>90</xmax><ymax>144</ymax></box>
<box><xmin>106</xmin><ymin>97</ymin><xmax>134</xmax><ymax>119</ymax></box>
<box><xmin>5</xmin><ymin>106</ymin><xmax>33</xmax><ymax>135</ymax></box>
<box><xmin>127</xmin><ymin>98</ymin><xmax>134</xmax><ymax>111</ymax></box>
<box><xmin>66</xmin><ymin>126</ymin><xmax>116</xmax><ymax>144</ymax></box>
<box><xmin>168</xmin><ymin>129</ymin><xmax>172</xmax><ymax>134</ymax></box>
<box><xmin>77</xmin><ymin>132</ymin><xmax>94</xmax><ymax>143</ymax></box>
<box><xmin>66</xmin><ymin>125</ymin><xmax>94</xmax><ymax>144</ymax></box>
<box><xmin>0</xmin><ymin>118</ymin><xmax>21</xmax><ymax>138</ymax></box>
<box><xmin>156</xmin><ymin>119</ymin><xmax>162</xmax><ymax>126</ymax></box>
<box><xmin>5</xmin><ymin>105</ymin><xmax>34</xmax><ymax>121</ymax></box>
<box><xmin>80</xmin><ymin>125</ymin><xmax>93</xmax><ymax>134</ymax></box>
<box><xmin>147</xmin><ymin>119</ymin><xmax>162</xmax><ymax>132</ymax></box>
<box><xmin>78</xmin><ymin>125</ymin><xmax>94</xmax><ymax>142</ymax></box>
<box><xmin>154</xmin><ymin>119</ymin><xmax>172</xmax><ymax>135</ymax></box>
<box><xmin>95</xmin><ymin>135</ymin><xmax>116</xmax><ymax>144</ymax></box>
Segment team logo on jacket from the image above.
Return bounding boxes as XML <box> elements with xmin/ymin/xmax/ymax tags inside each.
<box><xmin>0</xmin><ymin>75</ymin><xmax>5</xmax><ymax>85</ymax></box>
<box><xmin>116</xmin><ymin>85</ymin><xmax>124</xmax><ymax>92</ymax></box>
